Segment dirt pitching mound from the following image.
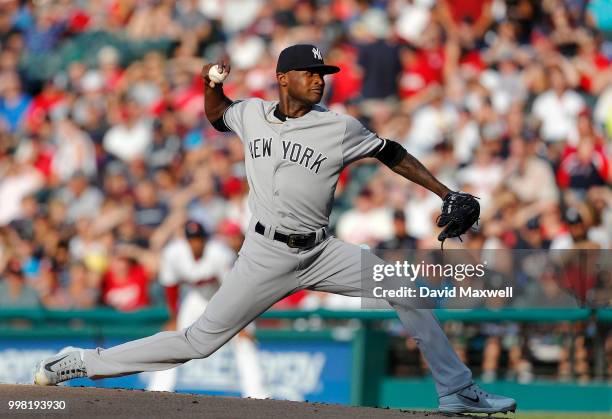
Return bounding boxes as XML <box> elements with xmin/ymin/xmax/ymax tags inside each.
<box><xmin>0</xmin><ymin>384</ymin><xmax>499</xmax><ymax>418</ymax></box>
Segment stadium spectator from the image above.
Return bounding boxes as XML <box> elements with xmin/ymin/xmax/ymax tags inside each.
<box><xmin>63</xmin><ymin>261</ymin><xmax>100</xmax><ymax>309</ymax></box>
<box><xmin>51</xmin><ymin>118</ymin><xmax>97</xmax><ymax>182</ymax></box>
<box><xmin>457</xmin><ymin>146</ymin><xmax>503</xmax><ymax>211</ymax></box>
<box><xmin>503</xmin><ymin>136</ymin><xmax>559</xmax><ymax>204</ymax></box>
<box><xmin>0</xmin><ymin>72</ymin><xmax>31</xmax><ymax>133</ymax></box>
<box><xmin>532</xmin><ymin>65</ymin><xmax>585</xmax><ymax>145</ymax></box>
<box><xmin>102</xmin><ymin>253</ymin><xmax>150</xmax><ymax>312</ymax></box>
<box><xmin>376</xmin><ymin>209</ymin><xmax>418</xmax><ymax>250</ymax></box>
<box><xmin>103</xmin><ymin>98</ymin><xmax>153</xmax><ymax>163</ymax></box>
<box><xmin>133</xmin><ymin>180</ymin><xmax>169</xmax><ymax>243</ymax></box>
<box><xmin>355</xmin><ymin>9</ymin><xmax>402</xmax><ymax>105</ymax></box>
<box><xmin>0</xmin><ymin>160</ymin><xmax>43</xmax><ymax>226</ymax></box>
<box><xmin>557</xmin><ymin>113</ymin><xmax>610</xmax><ymax>194</ymax></box>
<box><xmin>0</xmin><ymin>258</ymin><xmax>40</xmax><ymax>308</ymax></box>
<box><xmin>336</xmin><ymin>188</ymin><xmax>394</xmax><ymax>247</ymax></box>
<box><xmin>56</xmin><ymin>171</ymin><xmax>104</xmax><ymax>224</ymax></box>
<box><xmin>23</xmin><ymin>5</ymin><xmax>66</xmax><ymax>54</ymax></box>
<box><xmin>437</xmin><ymin>0</ymin><xmax>493</xmax><ymax>47</ymax></box>
<box><xmin>585</xmin><ymin>186</ymin><xmax>612</xmax><ymax>249</ymax></box>
<box><xmin>326</xmin><ymin>44</ymin><xmax>362</xmax><ymax>106</ymax></box>
<box><xmin>403</xmin><ymin>88</ymin><xmax>458</xmax><ymax>157</ymax></box>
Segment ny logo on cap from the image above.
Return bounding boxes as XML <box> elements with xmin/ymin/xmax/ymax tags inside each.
<box><xmin>312</xmin><ymin>47</ymin><xmax>322</xmax><ymax>61</ymax></box>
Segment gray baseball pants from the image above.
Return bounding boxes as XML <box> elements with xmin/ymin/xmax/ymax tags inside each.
<box><xmin>83</xmin><ymin>221</ymin><xmax>472</xmax><ymax>397</ymax></box>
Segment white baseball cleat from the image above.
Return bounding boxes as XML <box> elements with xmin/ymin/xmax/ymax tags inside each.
<box><xmin>438</xmin><ymin>383</ymin><xmax>516</xmax><ymax>414</ymax></box>
<box><xmin>34</xmin><ymin>347</ymin><xmax>87</xmax><ymax>386</ymax></box>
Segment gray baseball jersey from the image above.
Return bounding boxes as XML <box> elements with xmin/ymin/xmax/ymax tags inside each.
<box><xmin>223</xmin><ymin>99</ymin><xmax>385</xmax><ymax>232</ymax></box>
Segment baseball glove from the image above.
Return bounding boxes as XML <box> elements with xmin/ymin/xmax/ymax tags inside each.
<box><xmin>436</xmin><ymin>191</ymin><xmax>480</xmax><ymax>248</ymax></box>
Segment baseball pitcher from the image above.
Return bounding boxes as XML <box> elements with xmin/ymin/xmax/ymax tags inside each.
<box><xmin>35</xmin><ymin>44</ymin><xmax>514</xmax><ymax>414</ymax></box>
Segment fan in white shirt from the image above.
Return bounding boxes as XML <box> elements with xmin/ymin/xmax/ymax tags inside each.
<box><xmin>102</xmin><ymin>100</ymin><xmax>153</xmax><ymax>162</ymax></box>
<box><xmin>532</xmin><ymin>66</ymin><xmax>585</xmax><ymax>145</ymax></box>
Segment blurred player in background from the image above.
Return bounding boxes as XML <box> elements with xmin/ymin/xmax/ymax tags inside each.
<box><xmin>146</xmin><ymin>220</ymin><xmax>268</xmax><ymax>398</ymax></box>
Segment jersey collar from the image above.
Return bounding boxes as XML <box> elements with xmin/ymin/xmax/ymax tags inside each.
<box><xmin>273</xmin><ymin>103</ymin><xmax>319</xmax><ymax>122</ymax></box>
<box><xmin>273</xmin><ymin>104</ymin><xmax>292</xmax><ymax>122</ymax></box>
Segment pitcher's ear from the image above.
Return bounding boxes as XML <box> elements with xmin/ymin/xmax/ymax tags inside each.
<box><xmin>277</xmin><ymin>72</ymin><xmax>288</xmax><ymax>87</ymax></box>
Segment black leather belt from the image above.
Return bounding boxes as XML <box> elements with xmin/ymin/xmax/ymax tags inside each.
<box><xmin>255</xmin><ymin>222</ymin><xmax>325</xmax><ymax>249</ymax></box>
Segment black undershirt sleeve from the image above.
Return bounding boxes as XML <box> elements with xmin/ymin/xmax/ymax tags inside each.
<box><xmin>211</xmin><ymin>100</ymin><xmax>244</xmax><ymax>133</ymax></box>
<box><xmin>211</xmin><ymin>117</ymin><xmax>231</xmax><ymax>132</ymax></box>
<box><xmin>374</xmin><ymin>139</ymin><xmax>407</xmax><ymax>168</ymax></box>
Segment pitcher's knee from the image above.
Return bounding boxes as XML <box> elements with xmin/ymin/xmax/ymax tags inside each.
<box><xmin>184</xmin><ymin>324</ymin><xmax>226</xmax><ymax>359</ymax></box>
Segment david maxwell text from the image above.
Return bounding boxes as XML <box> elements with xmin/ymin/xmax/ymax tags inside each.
<box><xmin>372</xmin><ymin>286</ymin><xmax>514</xmax><ymax>299</ymax></box>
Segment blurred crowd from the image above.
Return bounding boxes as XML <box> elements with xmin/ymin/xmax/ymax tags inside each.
<box><xmin>0</xmin><ymin>0</ymin><xmax>611</xmax><ymax>382</ymax></box>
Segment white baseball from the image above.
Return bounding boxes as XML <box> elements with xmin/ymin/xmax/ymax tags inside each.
<box><xmin>208</xmin><ymin>65</ymin><xmax>228</xmax><ymax>84</ymax></box>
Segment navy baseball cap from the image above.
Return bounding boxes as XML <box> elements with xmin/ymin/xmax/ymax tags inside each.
<box><xmin>184</xmin><ymin>220</ymin><xmax>208</xmax><ymax>239</ymax></box>
<box><xmin>276</xmin><ymin>44</ymin><xmax>340</xmax><ymax>75</ymax></box>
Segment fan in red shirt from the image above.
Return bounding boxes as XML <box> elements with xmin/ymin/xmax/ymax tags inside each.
<box><xmin>557</xmin><ymin>139</ymin><xmax>609</xmax><ymax>190</ymax></box>
<box><xmin>399</xmin><ymin>45</ymin><xmax>445</xmax><ymax>100</ymax></box>
<box><xmin>28</xmin><ymin>133</ymin><xmax>55</xmax><ymax>180</ymax></box>
<box><xmin>102</xmin><ymin>253</ymin><xmax>150</xmax><ymax>311</ymax></box>
<box><xmin>398</xmin><ymin>22</ymin><xmax>449</xmax><ymax>100</ymax></box>
<box><xmin>574</xmin><ymin>36</ymin><xmax>611</xmax><ymax>94</ymax></box>
<box><xmin>557</xmin><ymin>111</ymin><xmax>610</xmax><ymax>190</ymax></box>
<box><xmin>327</xmin><ymin>45</ymin><xmax>362</xmax><ymax>105</ymax></box>
<box><xmin>437</xmin><ymin>0</ymin><xmax>493</xmax><ymax>42</ymax></box>
<box><xmin>26</xmin><ymin>81</ymin><xmax>66</xmax><ymax>132</ymax></box>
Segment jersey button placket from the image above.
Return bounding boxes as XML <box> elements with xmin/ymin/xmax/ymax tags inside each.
<box><xmin>272</xmin><ymin>163</ymin><xmax>281</xmax><ymax>216</ymax></box>
<box><xmin>274</xmin><ymin>124</ymin><xmax>288</xmax><ymax>217</ymax></box>
<box><xmin>272</xmin><ymin>130</ymin><xmax>281</xmax><ymax>208</ymax></box>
